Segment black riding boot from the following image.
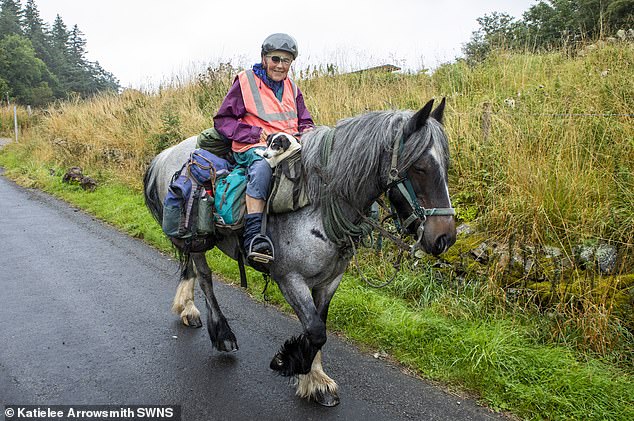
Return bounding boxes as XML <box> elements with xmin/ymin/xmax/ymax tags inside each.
<box><xmin>243</xmin><ymin>213</ymin><xmax>274</xmax><ymax>264</ymax></box>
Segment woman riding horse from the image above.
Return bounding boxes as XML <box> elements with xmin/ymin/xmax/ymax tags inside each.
<box><xmin>144</xmin><ymin>86</ymin><xmax>456</xmax><ymax>406</ymax></box>
<box><xmin>213</xmin><ymin>33</ymin><xmax>315</xmax><ymax>264</ymax></box>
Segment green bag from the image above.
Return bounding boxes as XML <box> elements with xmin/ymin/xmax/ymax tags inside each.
<box><xmin>214</xmin><ymin>167</ymin><xmax>247</xmax><ymax>229</ymax></box>
<box><xmin>268</xmin><ymin>150</ymin><xmax>310</xmax><ymax>214</ymax></box>
<box><xmin>197</xmin><ymin>127</ymin><xmax>233</xmax><ymax>162</ymax></box>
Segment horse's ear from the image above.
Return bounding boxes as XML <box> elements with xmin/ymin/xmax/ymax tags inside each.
<box><xmin>403</xmin><ymin>99</ymin><xmax>434</xmax><ymax>138</ymax></box>
<box><xmin>431</xmin><ymin>97</ymin><xmax>446</xmax><ymax>124</ymax></box>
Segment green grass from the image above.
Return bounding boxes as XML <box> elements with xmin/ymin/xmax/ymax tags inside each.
<box><xmin>1</xmin><ymin>150</ymin><xmax>632</xmax><ymax>421</ymax></box>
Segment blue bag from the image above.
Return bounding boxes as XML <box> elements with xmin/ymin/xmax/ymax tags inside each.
<box><xmin>162</xmin><ymin>149</ymin><xmax>233</xmax><ymax>238</ymax></box>
<box><xmin>214</xmin><ymin>167</ymin><xmax>247</xmax><ymax>229</ymax></box>
<box><xmin>189</xmin><ymin>149</ymin><xmax>233</xmax><ymax>184</ymax></box>
<box><xmin>162</xmin><ymin>165</ymin><xmax>195</xmax><ymax>238</ymax></box>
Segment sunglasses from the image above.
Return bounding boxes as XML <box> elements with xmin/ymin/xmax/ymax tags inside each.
<box><xmin>267</xmin><ymin>55</ymin><xmax>292</xmax><ymax>65</ymax></box>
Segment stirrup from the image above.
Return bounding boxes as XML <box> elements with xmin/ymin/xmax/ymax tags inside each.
<box><xmin>247</xmin><ymin>234</ymin><xmax>275</xmax><ymax>264</ymax></box>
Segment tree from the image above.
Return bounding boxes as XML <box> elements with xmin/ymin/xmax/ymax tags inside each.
<box><xmin>463</xmin><ymin>12</ymin><xmax>529</xmax><ymax>64</ymax></box>
<box><xmin>464</xmin><ymin>0</ymin><xmax>634</xmax><ymax>63</ymax></box>
<box><xmin>523</xmin><ymin>0</ymin><xmax>634</xmax><ymax>45</ymax></box>
<box><xmin>606</xmin><ymin>0</ymin><xmax>634</xmax><ymax>28</ymax></box>
<box><xmin>68</xmin><ymin>24</ymin><xmax>86</xmax><ymax>64</ymax></box>
<box><xmin>0</xmin><ymin>34</ymin><xmax>54</xmax><ymax>104</ymax></box>
<box><xmin>89</xmin><ymin>61</ymin><xmax>119</xmax><ymax>93</ymax></box>
<box><xmin>0</xmin><ymin>0</ymin><xmax>23</xmax><ymax>39</ymax></box>
<box><xmin>65</xmin><ymin>24</ymin><xmax>91</xmax><ymax>94</ymax></box>
<box><xmin>47</xmin><ymin>14</ymin><xmax>71</xmax><ymax>91</ymax></box>
<box><xmin>0</xmin><ymin>4</ymin><xmax>119</xmax><ymax>104</ymax></box>
<box><xmin>22</xmin><ymin>0</ymin><xmax>51</xmax><ymax>66</ymax></box>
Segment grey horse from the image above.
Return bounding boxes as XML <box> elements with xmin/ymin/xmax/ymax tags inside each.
<box><xmin>143</xmin><ymin>98</ymin><xmax>456</xmax><ymax>406</ymax></box>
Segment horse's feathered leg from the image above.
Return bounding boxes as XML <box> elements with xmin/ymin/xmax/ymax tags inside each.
<box><xmin>272</xmin><ymin>274</ymin><xmax>340</xmax><ymax>406</ymax></box>
<box><xmin>296</xmin><ymin>351</ymin><xmax>339</xmax><ymax>406</ymax></box>
<box><xmin>191</xmin><ymin>253</ymin><xmax>238</xmax><ymax>352</ymax></box>
<box><xmin>272</xmin><ymin>278</ymin><xmax>324</xmax><ymax>374</ymax></box>
<box><xmin>295</xmin><ymin>274</ymin><xmax>343</xmax><ymax>406</ymax></box>
<box><xmin>171</xmin><ymin>255</ymin><xmax>202</xmax><ymax>328</ymax></box>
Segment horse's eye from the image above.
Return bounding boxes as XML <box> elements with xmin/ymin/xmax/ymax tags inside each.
<box><xmin>412</xmin><ymin>164</ymin><xmax>427</xmax><ymax>173</ymax></box>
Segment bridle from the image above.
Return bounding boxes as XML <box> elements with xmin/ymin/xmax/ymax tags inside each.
<box><xmin>350</xmin><ymin>126</ymin><xmax>456</xmax><ymax>288</ymax></box>
<box><xmin>385</xmin><ymin>130</ymin><xmax>456</xmax><ymax>247</ymax></box>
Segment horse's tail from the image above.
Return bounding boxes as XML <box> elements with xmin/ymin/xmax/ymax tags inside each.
<box><xmin>144</xmin><ymin>155</ymin><xmax>192</xmax><ymax>271</ymax></box>
<box><xmin>143</xmin><ymin>156</ymin><xmax>163</xmax><ymax>224</ymax></box>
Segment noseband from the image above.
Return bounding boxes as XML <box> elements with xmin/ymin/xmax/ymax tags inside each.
<box><xmin>386</xmin><ymin>130</ymin><xmax>455</xmax><ymax>239</ymax></box>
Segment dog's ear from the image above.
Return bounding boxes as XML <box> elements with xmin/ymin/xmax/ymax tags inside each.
<box><xmin>280</xmin><ymin>136</ymin><xmax>291</xmax><ymax>150</ymax></box>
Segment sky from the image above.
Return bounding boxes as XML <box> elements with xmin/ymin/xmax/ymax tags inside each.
<box><xmin>34</xmin><ymin>0</ymin><xmax>537</xmax><ymax>89</ymax></box>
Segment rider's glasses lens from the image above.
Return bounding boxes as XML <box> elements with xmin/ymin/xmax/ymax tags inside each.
<box><xmin>267</xmin><ymin>55</ymin><xmax>292</xmax><ymax>65</ymax></box>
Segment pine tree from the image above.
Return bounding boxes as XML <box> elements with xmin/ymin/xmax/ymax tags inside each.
<box><xmin>50</xmin><ymin>14</ymin><xmax>68</xmax><ymax>55</ymax></box>
<box><xmin>66</xmin><ymin>24</ymin><xmax>91</xmax><ymax>95</ymax></box>
<box><xmin>68</xmin><ymin>24</ymin><xmax>86</xmax><ymax>64</ymax></box>
<box><xmin>90</xmin><ymin>61</ymin><xmax>119</xmax><ymax>93</ymax></box>
<box><xmin>0</xmin><ymin>3</ymin><xmax>119</xmax><ymax>103</ymax></box>
<box><xmin>0</xmin><ymin>0</ymin><xmax>23</xmax><ymax>38</ymax></box>
<box><xmin>48</xmin><ymin>14</ymin><xmax>71</xmax><ymax>91</ymax></box>
<box><xmin>22</xmin><ymin>0</ymin><xmax>51</xmax><ymax>67</ymax></box>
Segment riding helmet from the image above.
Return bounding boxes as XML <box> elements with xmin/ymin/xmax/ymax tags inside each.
<box><xmin>261</xmin><ymin>33</ymin><xmax>299</xmax><ymax>59</ymax></box>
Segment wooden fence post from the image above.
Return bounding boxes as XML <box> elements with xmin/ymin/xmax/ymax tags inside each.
<box><xmin>14</xmin><ymin>105</ymin><xmax>18</xmax><ymax>142</ymax></box>
<box><xmin>482</xmin><ymin>102</ymin><xmax>492</xmax><ymax>142</ymax></box>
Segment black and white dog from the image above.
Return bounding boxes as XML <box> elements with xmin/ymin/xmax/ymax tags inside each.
<box><xmin>255</xmin><ymin>132</ymin><xmax>301</xmax><ymax>168</ymax></box>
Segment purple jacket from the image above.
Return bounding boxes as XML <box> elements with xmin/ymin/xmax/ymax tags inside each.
<box><xmin>213</xmin><ymin>76</ymin><xmax>315</xmax><ymax>144</ymax></box>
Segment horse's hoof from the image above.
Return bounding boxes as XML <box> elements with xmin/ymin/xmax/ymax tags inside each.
<box><xmin>182</xmin><ymin>314</ymin><xmax>203</xmax><ymax>328</ymax></box>
<box><xmin>213</xmin><ymin>334</ymin><xmax>239</xmax><ymax>352</ymax></box>
<box><xmin>219</xmin><ymin>339</ymin><xmax>239</xmax><ymax>352</ymax></box>
<box><xmin>314</xmin><ymin>389</ymin><xmax>340</xmax><ymax>407</ymax></box>
<box><xmin>270</xmin><ymin>354</ymin><xmax>283</xmax><ymax>369</ymax></box>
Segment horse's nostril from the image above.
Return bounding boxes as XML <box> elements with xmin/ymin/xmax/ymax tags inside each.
<box><xmin>434</xmin><ymin>235</ymin><xmax>448</xmax><ymax>255</ymax></box>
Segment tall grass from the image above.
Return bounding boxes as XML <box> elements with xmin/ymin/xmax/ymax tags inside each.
<box><xmin>20</xmin><ymin>45</ymin><xmax>633</xmax><ymax>250</ymax></box>
<box><xmin>0</xmin><ymin>105</ymin><xmax>33</xmax><ymax>138</ymax></box>
<box><xmin>433</xmin><ymin>46</ymin><xmax>634</xmax><ymax>250</ymax></box>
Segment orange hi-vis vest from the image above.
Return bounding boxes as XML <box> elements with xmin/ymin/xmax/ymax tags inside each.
<box><xmin>232</xmin><ymin>69</ymin><xmax>299</xmax><ymax>153</ymax></box>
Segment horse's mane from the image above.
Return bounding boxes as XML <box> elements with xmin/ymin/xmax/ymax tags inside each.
<box><xmin>301</xmin><ymin>110</ymin><xmax>448</xmax><ymax>207</ymax></box>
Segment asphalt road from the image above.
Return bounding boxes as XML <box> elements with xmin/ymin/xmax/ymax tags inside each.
<box><xmin>0</xmin><ymin>171</ymin><xmax>505</xmax><ymax>421</ymax></box>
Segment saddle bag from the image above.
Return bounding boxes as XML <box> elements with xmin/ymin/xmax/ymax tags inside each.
<box><xmin>162</xmin><ymin>149</ymin><xmax>232</xmax><ymax>239</ymax></box>
<box><xmin>268</xmin><ymin>150</ymin><xmax>310</xmax><ymax>214</ymax></box>
<box><xmin>214</xmin><ymin>167</ymin><xmax>248</xmax><ymax>230</ymax></box>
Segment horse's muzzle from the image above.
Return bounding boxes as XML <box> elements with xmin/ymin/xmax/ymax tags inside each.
<box><xmin>430</xmin><ymin>233</ymin><xmax>455</xmax><ymax>256</ymax></box>
<box><xmin>417</xmin><ymin>217</ymin><xmax>456</xmax><ymax>257</ymax></box>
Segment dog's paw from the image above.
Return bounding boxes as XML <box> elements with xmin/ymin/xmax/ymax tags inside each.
<box><xmin>254</xmin><ymin>149</ymin><xmax>265</xmax><ymax>157</ymax></box>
